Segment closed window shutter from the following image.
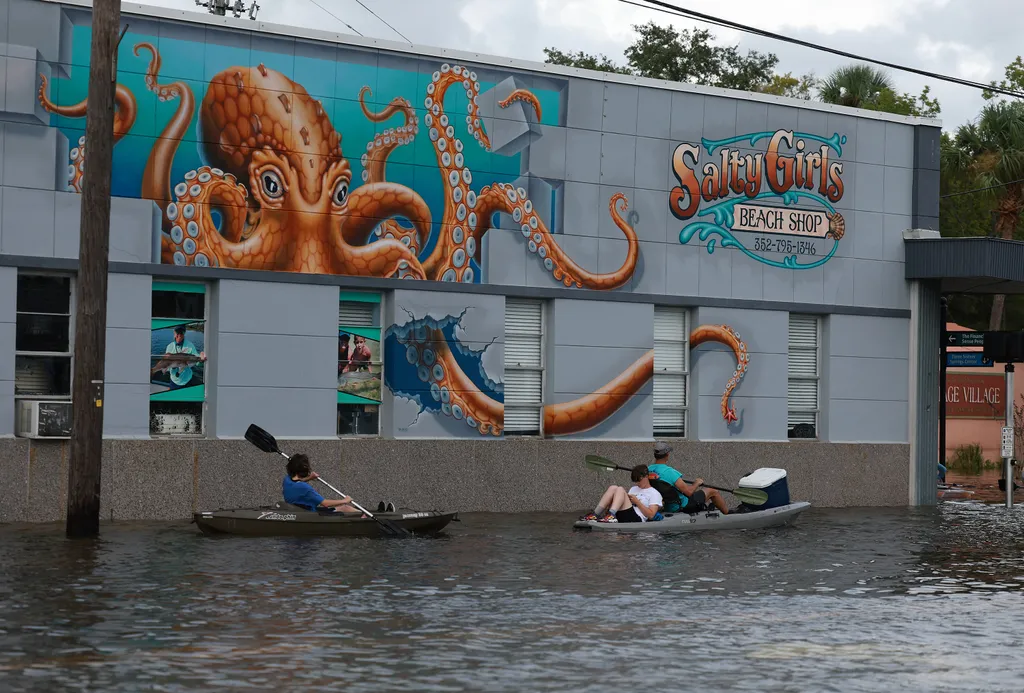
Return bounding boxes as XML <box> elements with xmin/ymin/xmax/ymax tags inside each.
<box><xmin>338</xmin><ymin>302</ymin><xmax>376</xmax><ymax>327</ymax></box>
<box><xmin>788</xmin><ymin>314</ymin><xmax>819</xmax><ymax>427</ymax></box>
<box><xmin>653</xmin><ymin>306</ymin><xmax>687</xmax><ymax>436</ymax></box>
<box><xmin>504</xmin><ymin>299</ymin><xmax>543</xmax><ymax>434</ymax></box>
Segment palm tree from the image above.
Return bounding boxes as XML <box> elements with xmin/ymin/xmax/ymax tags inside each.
<box><xmin>947</xmin><ymin>100</ymin><xmax>1024</xmax><ymax>329</ymax></box>
<box><xmin>818</xmin><ymin>64</ymin><xmax>895</xmax><ymax>109</ymax></box>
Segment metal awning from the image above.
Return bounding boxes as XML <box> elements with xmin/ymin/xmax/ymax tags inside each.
<box><xmin>904</xmin><ymin>231</ymin><xmax>1024</xmax><ymax>294</ymax></box>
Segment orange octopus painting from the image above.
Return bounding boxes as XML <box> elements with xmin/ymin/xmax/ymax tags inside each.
<box><xmin>39</xmin><ymin>31</ymin><xmax>751</xmax><ymax>434</ymax></box>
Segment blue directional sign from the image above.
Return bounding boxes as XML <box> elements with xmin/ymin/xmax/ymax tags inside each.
<box><xmin>946</xmin><ymin>352</ymin><xmax>994</xmax><ymax>368</ymax></box>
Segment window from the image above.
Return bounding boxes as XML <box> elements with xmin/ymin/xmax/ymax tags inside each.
<box><xmin>503</xmin><ymin>298</ymin><xmax>544</xmax><ymax>436</ymax></box>
<box><xmin>653</xmin><ymin>306</ymin><xmax>688</xmax><ymax>437</ymax></box>
<box><xmin>338</xmin><ymin>291</ymin><xmax>382</xmax><ymax>436</ymax></box>
<box><xmin>788</xmin><ymin>314</ymin><xmax>820</xmax><ymax>439</ymax></box>
<box><xmin>15</xmin><ymin>273</ymin><xmax>73</xmax><ymax>399</ymax></box>
<box><xmin>150</xmin><ymin>282</ymin><xmax>207</xmax><ymax>435</ymax></box>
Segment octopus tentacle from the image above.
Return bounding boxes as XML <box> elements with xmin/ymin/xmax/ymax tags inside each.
<box><xmin>399</xmin><ymin>327</ymin><xmax>504</xmax><ymax>435</ymax></box>
<box><xmin>340</xmin><ymin>182</ymin><xmax>431</xmax><ymax>279</ymax></box>
<box><xmin>161</xmin><ymin>166</ymin><xmax>274</xmax><ymax>269</ymax></box>
<box><xmin>544</xmin><ymin>350</ymin><xmax>654</xmax><ymax>436</ymax></box>
<box><xmin>133</xmin><ymin>42</ymin><xmax>196</xmax><ymax>223</ymax></box>
<box><xmin>472</xmin><ymin>186</ymin><xmax>639</xmax><ymax>290</ymax></box>
<box><xmin>497</xmin><ymin>89</ymin><xmax>542</xmax><ymax>119</ymax></box>
<box><xmin>690</xmin><ymin>324</ymin><xmax>749</xmax><ymax>424</ymax></box>
<box><xmin>37</xmin><ymin>74</ymin><xmax>138</xmax><ymax>192</ymax></box>
<box><xmin>358</xmin><ymin>87</ymin><xmax>420</xmax><ymax>185</ymax></box>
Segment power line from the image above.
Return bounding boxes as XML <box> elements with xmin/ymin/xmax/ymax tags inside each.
<box><xmin>941</xmin><ymin>177</ymin><xmax>1024</xmax><ymax>199</ymax></box>
<box><xmin>305</xmin><ymin>0</ymin><xmax>364</xmax><ymax>36</ymax></box>
<box><xmin>351</xmin><ymin>0</ymin><xmax>410</xmax><ymax>43</ymax></box>
<box><xmin>621</xmin><ymin>0</ymin><xmax>1024</xmax><ymax>100</ymax></box>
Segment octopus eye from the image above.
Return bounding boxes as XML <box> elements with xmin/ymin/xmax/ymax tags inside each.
<box><xmin>261</xmin><ymin>170</ymin><xmax>283</xmax><ymax>199</ymax></box>
<box><xmin>333</xmin><ymin>179</ymin><xmax>349</xmax><ymax>206</ymax></box>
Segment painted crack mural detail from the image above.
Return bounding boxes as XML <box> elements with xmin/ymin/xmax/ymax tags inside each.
<box><xmin>386</xmin><ymin>312</ymin><xmax>750</xmax><ymax>436</ymax></box>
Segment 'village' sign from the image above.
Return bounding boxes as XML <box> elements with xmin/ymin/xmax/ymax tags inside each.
<box><xmin>669</xmin><ymin>129</ymin><xmax>849</xmax><ymax>270</ymax></box>
<box><xmin>945</xmin><ymin>373</ymin><xmax>1005</xmax><ymax>419</ymax></box>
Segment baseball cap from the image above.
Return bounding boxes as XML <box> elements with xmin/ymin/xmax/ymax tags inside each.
<box><xmin>654</xmin><ymin>441</ymin><xmax>672</xmax><ymax>457</ymax></box>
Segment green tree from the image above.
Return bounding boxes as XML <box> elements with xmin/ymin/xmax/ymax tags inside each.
<box><xmin>818</xmin><ymin>64</ymin><xmax>940</xmax><ymax>117</ymax></box>
<box><xmin>757</xmin><ymin>71</ymin><xmax>816</xmax><ymax>99</ymax></box>
<box><xmin>944</xmin><ymin>100</ymin><xmax>1024</xmax><ymax>329</ymax></box>
<box><xmin>541</xmin><ymin>48</ymin><xmax>632</xmax><ymax>75</ymax></box>
<box><xmin>983</xmin><ymin>55</ymin><xmax>1024</xmax><ymax>100</ymax></box>
<box><xmin>544</xmin><ymin>22</ymin><xmax>778</xmax><ymax>91</ymax></box>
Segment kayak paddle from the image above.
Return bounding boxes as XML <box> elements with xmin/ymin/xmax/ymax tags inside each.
<box><xmin>584</xmin><ymin>453</ymin><xmax>769</xmax><ymax>507</ymax></box>
<box><xmin>244</xmin><ymin>423</ymin><xmax>411</xmax><ymax>536</ymax></box>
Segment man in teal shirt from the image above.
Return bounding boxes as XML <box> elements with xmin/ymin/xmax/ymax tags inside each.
<box><xmin>648</xmin><ymin>441</ymin><xmax>729</xmax><ymax>514</ymax></box>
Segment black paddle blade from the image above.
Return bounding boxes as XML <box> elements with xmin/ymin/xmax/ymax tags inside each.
<box><xmin>245</xmin><ymin>424</ymin><xmax>279</xmax><ymax>454</ymax></box>
<box><xmin>376</xmin><ymin>517</ymin><xmax>411</xmax><ymax>536</ymax></box>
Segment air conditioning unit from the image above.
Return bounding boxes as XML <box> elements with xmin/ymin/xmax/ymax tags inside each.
<box><xmin>15</xmin><ymin>400</ymin><xmax>73</xmax><ymax>439</ymax></box>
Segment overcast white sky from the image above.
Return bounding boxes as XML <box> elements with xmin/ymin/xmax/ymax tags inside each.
<box><xmin>142</xmin><ymin>0</ymin><xmax>1021</xmax><ymax>131</ymax></box>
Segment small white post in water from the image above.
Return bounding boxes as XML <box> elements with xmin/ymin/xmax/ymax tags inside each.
<box><xmin>1003</xmin><ymin>364</ymin><xmax>1015</xmax><ymax>509</ymax></box>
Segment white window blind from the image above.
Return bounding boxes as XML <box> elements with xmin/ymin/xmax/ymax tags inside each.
<box><xmin>788</xmin><ymin>314</ymin><xmax>820</xmax><ymax>434</ymax></box>
<box><xmin>504</xmin><ymin>298</ymin><xmax>544</xmax><ymax>434</ymax></box>
<box><xmin>338</xmin><ymin>301</ymin><xmax>376</xmax><ymax>327</ymax></box>
<box><xmin>653</xmin><ymin>306</ymin><xmax>688</xmax><ymax>436</ymax></box>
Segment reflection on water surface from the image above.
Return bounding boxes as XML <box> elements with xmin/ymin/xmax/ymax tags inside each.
<box><xmin>2</xmin><ymin>502</ymin><xmax>1024</xmax><ymax>692</ymax></box>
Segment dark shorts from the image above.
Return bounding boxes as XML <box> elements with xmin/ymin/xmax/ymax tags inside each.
<box><xmin>680</xmin><ymin>489</ymin><xmax>708</xmax><ymax>514</ymax></box>
<box><xmin>615</xmin><ymin>507</ymin><xmax>643</xmax><ymax>523</ymax></box>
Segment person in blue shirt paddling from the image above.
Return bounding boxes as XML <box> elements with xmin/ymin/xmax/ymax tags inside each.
<box><xmin>647</xmin><ymin>441</ymin><xmax>730</xmax><ymax>514</ymax></box>
<box><xmin>282</xmin><ymin>453</ymin><xmax>360</xmax><ymax>514</ymax></box>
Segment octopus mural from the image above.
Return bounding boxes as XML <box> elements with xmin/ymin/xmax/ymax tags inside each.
<box><xmin>393</xmin><ymin>318</ymin><xmax>748</xmax><ymax>436</ymax></box>
<box><xmin>39</xmin><ymin>35</ymin><xmax>746</xmax><ymax>433</ymax></box>
<box><xmin>38</xmin><ymin>44</ymin><xmax>638</xmax><ymax>287</ymax></box>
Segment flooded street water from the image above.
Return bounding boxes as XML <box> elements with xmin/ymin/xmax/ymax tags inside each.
<box><xmin>2</xmin><ymin>502</ymin><xmax>1024</xmax><ymax>692</ymax></box>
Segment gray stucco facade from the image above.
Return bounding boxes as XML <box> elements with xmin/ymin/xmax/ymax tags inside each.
<box><xmin>0</xmin><ymin>0</ymin><xmax>942</xmax><ymax>521</ymax></box>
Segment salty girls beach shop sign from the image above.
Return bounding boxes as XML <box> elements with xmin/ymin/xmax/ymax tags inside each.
<box><xmin>669</xmin><ymin>129</ymin><xmax>848</xmax><ymax>270</ymax></box>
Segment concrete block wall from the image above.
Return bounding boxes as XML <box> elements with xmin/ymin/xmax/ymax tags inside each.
<box><xmin>0</xmin><ymin>436</ymin><xmax>912</xmax><ymax>522</ymax></box>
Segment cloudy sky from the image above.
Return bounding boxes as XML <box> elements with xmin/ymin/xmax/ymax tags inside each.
<box><xmin>143</xmin><ymin>0</ymin><xmax>1020</xmax><ymax>131</ymax></box>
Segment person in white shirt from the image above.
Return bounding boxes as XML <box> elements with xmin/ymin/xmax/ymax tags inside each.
<box><xmin>580</xmin><ymin>464</ymin><xmax>663</xmax><ymax>523</ymax></box>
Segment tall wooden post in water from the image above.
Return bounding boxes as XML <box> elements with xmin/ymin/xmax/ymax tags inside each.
<box><xmin>66</xmin><ymin>0</ymin><xmax>122</xmax><ymax>538</ymax></box>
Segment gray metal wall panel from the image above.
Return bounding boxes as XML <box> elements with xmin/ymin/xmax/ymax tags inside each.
<box><xmin>828</xmin><ymin>356</ymin><xmax>910</xmax><ymax>403</ymax></box>
<box><xmin>216</xmin><ymin>386</ymin><xmax>337</xmax><ymax>438</ymax></box>
<box><xmin>829</xmin><ymin>314</ymin><xmax>910</xmax><ymax>359</ymax></box>
<box><xmin>547</xmin><ymin>299</ymin><xmax>652</xmax><ymax>440</ymax></box>
<box><xmin>102</xmin><ymin>273</ymin><xmax>154</xmax><ymax>437</ymax></box>
<box><xmin>828</xmin><ymin>399</ymin><xmax>909</xmax><ymax>443</ymax></box>
<box><xmin>211</xmin><ymin>280</ymin><xmax>339</xmax><ymax>437</ymax></box>
<box><xmin>217</xmin><ymin>280</ymin><xmax>338</xmax><ymax>337</ymax></box>
<box><xmin>0</xmin><ymin>265</ymin><xmax>13</xmax><ymax>436</ymax></box>
<box><xmin>693</xmin><ymin>306</ymin><xmax>788</xmax><ymax>441</ymax></box>
<box><xmin>826</xmin><ymin>315</ymin><xmax>910</xmax><ymax>444</ymax></box>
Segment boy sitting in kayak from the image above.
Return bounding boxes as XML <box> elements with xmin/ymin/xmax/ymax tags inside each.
<box><xmin>283</xmin><ymin>454</ymin><xmax>360</xmax><ymax>514</ymax></box>
<box><xmin>580</xmin><ymin>464</ymin><xmax>663</xmax><ymax>523</ymax></box>
<box><xmin>648</xmin><ymin>441</ymin><xmax>729</xmax><ymax>514</ymax></box>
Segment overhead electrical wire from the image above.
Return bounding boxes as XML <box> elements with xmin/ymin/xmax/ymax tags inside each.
<box><xmin>305</xmin><ymin>0</ymin><xmax>364</xmax><ymax>36</ymax></box>
<box><xmin>940</xmin><ymin>177</ymin><xmax>1024</xmax><ymax>199</ymax></box>
<box><xmin>351</xmin><ymin>0</ymin><xmax>411</xmax><ymax>43</ymax></box>
<box><xmin>620</xmin><ymin>0</ymin><xmax>1024</xmax><ymax>100</ymax></box>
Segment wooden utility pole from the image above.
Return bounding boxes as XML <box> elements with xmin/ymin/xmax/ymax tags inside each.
<box><xmin>66</xmin><ymin>0</ymin><xmax>123</xmax><ymax>539</ymax></box>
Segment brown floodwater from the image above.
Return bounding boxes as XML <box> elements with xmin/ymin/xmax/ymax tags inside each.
<box><xmin>2</xmin><ymin>503</ymin><xmax>1024</xmax><ymax>692</ymax></box>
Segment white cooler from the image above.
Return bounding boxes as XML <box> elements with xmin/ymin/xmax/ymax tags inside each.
<box><xmin>738</xmin><ymin>468</ymin><xmax>790</xmax><ymax>509</ymax></box>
